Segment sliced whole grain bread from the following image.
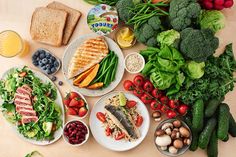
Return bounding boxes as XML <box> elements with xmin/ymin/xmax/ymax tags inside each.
<box><xmin>47</xmin><ymin>1</ymin><xmax>82</xmax><ymax>45</ymax></box>
<box><xmin>30</xmin><ymin>7</ymin><xmax>67</xmax><ymax>47</ymax></box>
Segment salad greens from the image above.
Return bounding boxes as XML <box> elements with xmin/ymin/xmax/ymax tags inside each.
<box><xmin>157</xmin><ymin>29</ymin><xmax>180</xmax><ymax>48</ymax></box>
<box><xmin>0</xmin><ymin>66</ymin><xmax>62</xmax><ymax>140</ymax></box>
<box><xmin>172</xmin><ymin>44</ymin><xmax>236</xmax><ymax>104</ymax></box>
<box><xmin>184</xmin><ymin>61</ymin><xmax>205</xmax><ymax>79</ymax></box>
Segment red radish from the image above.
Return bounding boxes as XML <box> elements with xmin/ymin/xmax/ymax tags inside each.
<box><xmin>214</xmin><ymin>0</ymin><xmax>225</xmax><ymax>5</ymax></box>
<box><xmin>203</xmin><ymin>1</ymin><xmax>214</xmax><ymax>9</ymax></box>
<box><xmin>214</xmin><ymin>3</ymin><xmax>224</xmax><ymax>10</ymax></box>
<box><xmin>224</xmin><ymin>0</ymin><xmax>234</xmax><ymax>7</ymax></box>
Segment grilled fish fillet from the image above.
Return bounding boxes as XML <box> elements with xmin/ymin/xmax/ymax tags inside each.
<box><xmin>68</xmin><ymin>36</ymin><xmax>109</xmax><ymax>79</ymax></box>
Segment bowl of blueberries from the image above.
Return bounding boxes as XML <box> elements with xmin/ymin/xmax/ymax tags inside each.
<box><xmin>32</xmin><ymin>48</ymin><xmax>61</xmax><ymax>75</ymax></box>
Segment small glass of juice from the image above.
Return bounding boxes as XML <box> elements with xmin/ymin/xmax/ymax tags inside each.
<box><xmin>0</xmin><ymin>30</ymin><xmax>29</xmax><ymax>58</ymax></box>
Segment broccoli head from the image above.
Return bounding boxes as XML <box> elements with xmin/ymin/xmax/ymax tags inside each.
<box><xmin>180</xmin><ymin>28</ymin><xmax>219</xmax><ymax>62</ymax></box>
<box><xmin>116</xmin><ymin>0</ymin><xmax>135</xmax><ymax>22</ymax></box>
<box><xmin>169</xmin><ymin>0</ymin><xmax>201</xmax><ymax>31</ymax></box>
<box><xmin>134</xmin><ymin>16</ymin><xmax>161</xmax><ymax>46</ymax></box>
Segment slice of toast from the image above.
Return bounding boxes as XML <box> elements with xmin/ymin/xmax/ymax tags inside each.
<box><xmin>47</xmin><ymin>1</ymin><xmax>82</xmax><ymax>45</ymax></box>
<box><xmin>30</xmin><ymin>7</ymin><xmax>68</xmax><ymax>47</ymax></box>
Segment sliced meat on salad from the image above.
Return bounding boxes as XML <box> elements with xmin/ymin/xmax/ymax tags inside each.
<box><xmin>104</xmin><ymin>104</ymin><xmax>141</xmax><ymax>140</ymax></box>
<box><xmin>14</xmin><ymin>84</ymin><xmax>38</xmax><ymax>124</ymax></box>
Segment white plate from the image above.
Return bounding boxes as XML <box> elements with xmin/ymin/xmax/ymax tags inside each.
<box><xmin>89</xmin><ymin>91</ymin><xmax>150</xmax><ymax>151</ymax></box>
<box><xmin>62</xmin><ymin>33</ymin><xmax>125</xmax><ymax>97</ymax></box>
<box><xmin>1</xmin><ymin>66</ymin><xmax>65</xmax><ymax>145</ymax></box>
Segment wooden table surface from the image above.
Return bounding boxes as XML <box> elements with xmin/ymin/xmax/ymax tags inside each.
<box><xmin>0</xmin><ymin>0</ymin><xmax>236</xmax><ymax>157</ymax></box>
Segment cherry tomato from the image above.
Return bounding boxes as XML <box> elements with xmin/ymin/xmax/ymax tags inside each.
<box><xmin>96</xmin><ymin>112</ymin><xmax>106</xmax><ymax>123</ymax></box>
<box><xmin>133</xmin><ymin>88</ymin><xmax>144</xmax><ymax>98</ymax></box>
<box><xmin>150</xmin><ymin>100</ymin><xmax>162</xmax><ymax>111</ymax></box>
<box><xmin>105</xmin><ymin>127</ymin><xmax>112</xmax><ymax>136</ymax></box>
<box><xmin>143</xmin><ymin>80</ymin><xmax>154</xmax><ymax>92</ymax></box>
<box><xmin>135</xmin><ymin>115</ymin><xmax>143</xmax><ymax>127</ymax></box>
<box><xmin>160</xmin><ymin>96</ymin><xmax>169</xmax><ymax>105</ymax></box>
<box><xmin>133</xmin><ymin>75</ymin><xmax>145</xmax><ymax>87</ymax></box>
<box><xmin>115</xmin><ymin>132</ymin><xmax>125</xmax><ymax>140</ymax></box>
<box><xmin>168</xmin><ymin>99</ymin><xmax>179</xmax><ymax>109</ymax></box>
<box><xmin>141</xmin><ymin>93</ymin><xmax>153</xmax><ymax>104</ymax></box>
<box><xmin>126</xmin><ymin>100</ymin><xmax>137</xmax><ymax>108</ymax></box>
<box><xmin>167</xmin><ymin>110</ymin><xmax>177</xmax><ymax>118</ymax></box>
<box><xmin>151</xmin><ymin>88</ymin><xmax>159</xmax><ymax>98</ymax></box>
<box><xmin>160</xmin><ymin>105</ymin><xmax>168</xmax><ymax>113</ymax></box>
<box><xmin>178</xmin><ymin>104</ymin><xmax>189</xmax><ymax>115</ymax></box>
<box><xmin>123</xmin><ymin>80</ymin><xmax>135</xmax><ymax>91</ymax></box>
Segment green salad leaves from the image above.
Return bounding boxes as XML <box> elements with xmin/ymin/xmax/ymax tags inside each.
<box><xmin>0</xmin><ymin>66</ymin><xmax>62</xmax><ymax>140</ymax></box>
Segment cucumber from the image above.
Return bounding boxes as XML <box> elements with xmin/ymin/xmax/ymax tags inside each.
<box><xmin>205</xmin><ymin>97</ymin><xmax>224</xmax><ymax>118</ymax></box>
<box><xmin>217</xmin><ymin>103</ymin><xmax>230</xmax><ymax>140</ymax></box>
<box><xmin>192</xmin><ymin>99</ymin><xmax>204</xmax><ymax>132</ymax></box>
<box><xmin>198</xmin><ymin>117</ymin><xmax>217</xmax><ymax>149</ymax></box>
<box><xmin>207</xmin><ymin>130</ymin><xmax>218</xmax><ymax>157</ymax></box>
<box><xmin>222</xmin><ymin>134</ymin><xmax>229</xmax><ymax>142</ymax></box>
<box><xmin>229</xmin><ymin>113</ymin><xmax>236</xmax><ymax>137</ymax></box>
<box><xmin>190</xmin><ymin>130</ymin><xmax>199</xmax><ymax>151</ymax></box>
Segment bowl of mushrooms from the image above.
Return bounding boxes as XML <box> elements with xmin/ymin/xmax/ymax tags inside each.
<box><xmin>154</xmin><ymin>119</ymin><xmax>192</xmax><ymax>156</ymax></box>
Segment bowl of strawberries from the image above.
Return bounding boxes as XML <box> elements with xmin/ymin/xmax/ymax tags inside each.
<box><xmin>63</xmin><ymin>91</ymin><xmax>89</xmax><ymax>119</ymax></box>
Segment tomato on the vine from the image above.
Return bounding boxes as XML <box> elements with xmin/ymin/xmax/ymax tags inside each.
<box><xmin>168</xmin><ymin>99</ymin><xmax>179</xmax><ymax>109</ymax></box>
<box><xmin>150</xmin><ymin>100</ymin><xmax>162</xmax><ymax>110</ymax></box>
<box><xmin>160</xmin><ymin>105</ymin><xmax>168</xmax><ymax>113</ymax></box>
<box><xmin>167</xmin><ymin>110</ymin><xmax>177</xmax><ymax>118</ymax></box>
<box><xmin>123</xmin><ymin>80</ymin><xmax>135</xmax><ymax>91</ymax></box>
<box><xmin>141</xmin><ymin>93</ymin><xmax>152</xmax><ymax>104</ymax></box>
<box><xmin>160</xmin><ymin>96</ymin><xmax>169</xmax><ymax>105</ymax></box>
<box><xmin>178</xmin><ymin>104</ymin><xmax>189</xmax><ymax>115</ymax></box>
<box><xmin>133</xmin><ymin>75</ymin><xmax>145</xmax><ymax>87</ymax></box>
<box><xmin>133</xmin><ymin>88</ymin><xmax>144</xmax><ymax>98</ymax></box>
<box><xmin>143</xmin><ymin>80</ymin><xmax>154</xmax><ymax>92</ymax></box>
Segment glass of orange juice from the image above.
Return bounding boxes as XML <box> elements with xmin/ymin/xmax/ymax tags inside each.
<box><xmin>0</xmin><ymin>30</ymin><xmax>29</xmax><ymax>58</ymax></box>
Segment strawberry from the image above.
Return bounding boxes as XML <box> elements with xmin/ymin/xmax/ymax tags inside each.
<box><xmin>63</xmin><ymin>95</ymin><xmax>70</xmax><ymax>107</ymax></box>
<box><xmin>77</xmin><ymin>99</ymin><xmax>85</xmax><ymax>108</ymax></box>
<box><xmin>78</xmin><ymin>107</ymin><xmax>88</xmax><ymax>117</ymax></box>
<box><xmin>69</xmin><ymin>98</ymin><xmax>79</xmax><ymax>107</ymax></box>
<box><xmin>68</xmin><ymin>92</ymin><xmax>80</xmax><ymax>100</ymax></box>
<box><xmin>67</xmin><ymin>108</ymin><xmax>77</xmax><ymax>115</ymax></box>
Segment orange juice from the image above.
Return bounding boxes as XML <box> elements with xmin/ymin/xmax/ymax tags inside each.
<box><xmin>0</xmin><ymin>30</ymin><xmax>29</xmax><ymax>58</ymax></box>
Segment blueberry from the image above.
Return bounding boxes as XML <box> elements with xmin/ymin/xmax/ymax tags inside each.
<box><xmin>50</xmin><ymin>56</ymin><xmax>56</xmax><ymax>61</ymax></box>
<box><xmin>51</xmin><ymin>67</ymin><xmax>56</xmax><ymax>73</ymax></box>
<box><xmin>42</xmin><ymin>58</ymin><xmax>48</xmax><ymax>64</ymax></box>
<box><xmin>41</xmin><ymin>65</ymin><xmax>47</xmax><ymax>71</ymax></box>
<box><xmin>39</xmin><ymin>49</ymin><xmax>46</xmax><ymax>54</ymax></box>
<box><xmin>38</xmin><ymin>60</ymin><xmax>44</xmax><ymax>67</ymax></box>
<box><xmin>46</xmin><ymin>69</ymin><xmax>51</xmax><ymax>74</ymax></box>
<box><xmin>51</xmin><ymin>76</ymin><xmax>57</xmax><ymax>81</ymax></box>
<box><xmin>45</xmin><ymin>52</ymin><xmax>51</xmax><ymax>57</ymax></box>
<box><xmin>32</xmin><ymin>60</ymin><xmax>38</xmax><ymax>66</ymax></box>
<box><xmin>32</xmin><ymin>54</ymin><xmax>37</xmax><ymax>60</ymax></box>
<box><xmin>54</xmin><ymin>61</ymin><xmax>59</xmax><ymax>67</ymax></box>
<box><xmin>58</xmin><ymin>81</ymin><xmax>63</xmax><ymax>86</ymax></box>
<box><xmin>48</xmin><ymin>58</ymin><xmax>53</xmax><ymax>64</ymax></box>
<box><xmin>39</xmin><ymin>53</ymin><xmax>45</xmax><ymax>59</ymax></box>
<box><xmin>36</xmin><ymin>57</ymin><xmax>40</xmax><ymax>61</ymax></box>
<box><xmin>34</xmin><ymin>51</ymin><xmax>40</xmax><ymax>56</ymax></box>
<box><xmin>46</xmin><ymin>64</ymin><xmax>51</xmax><ymax>69</ymax></box>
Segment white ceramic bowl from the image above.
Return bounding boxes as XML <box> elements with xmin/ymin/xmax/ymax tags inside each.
<box><xmin>124</xmin><ymin>52</ymin><xmax>145</xmax><ymax>74</ymax></box>
<box><xmin>63</xmin><ymin>120</ymin><xmax>90</xmax><ymax>147</ymax></box>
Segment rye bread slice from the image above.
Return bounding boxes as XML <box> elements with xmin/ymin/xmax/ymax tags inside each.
<box><xmin>47</xmin><ymin>1</ymin><xmax>82</xmax><ymax>45</ymax></box>
<box><xmin>30</xmin><ymin>7</ymin><xmax>68</xmax><ymax>47</ymax></box>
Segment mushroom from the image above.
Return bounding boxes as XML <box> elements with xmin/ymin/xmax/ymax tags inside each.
<box><xmin>165</xmin><ymin>128</ymin><xmax>172</xmax><ymax>135</ymax></box>
<box><xmin>173</xmin><ymin>120</ymin><xmax>182</xmax><ymax>128</ymax></box>
<box><xmin>161</xmin><ymin>122</ymin><xmax>173</xmax><ymax>130</ymax></box>
<box><xmin>155</xmin><ymin>135</ymin><xmax>172</xmax><ymax>147</ymax></box>
<box><xmin>155</xmin><ymin>129</ymin><xmax>165</xmax><ymax>136</ymax></box>
<box><xmin>173</xmin><ymin>139</ymin><xmax>184</xmax><ymax>149</ymax></box>
<box><xmin>152</xmin><ymin>111</ymin><xmax>162</xmax><ymax>122</ymax></box>
<box><xmin>169</xmin><ymin>146</ymin><xmax>178</xmax><ymax>154</ymax></box>
<box><xmin>179</xmin><ymin>127</ymin><xmax>190</xmax><ymax>138</ymax></box>
<box><xmin>171</xmin><ymin>130</ymin><xmax>178</xmax><ymax>139</ymax></box>
<box><xmin>183</xmin><ymin>138</ymin><xmax>191</xmax><ymax>145</ymax></box>
<box><xmin>160</xmin><ymin>146</ymin><xmax>167</xmax><ymax>151</ymax></box>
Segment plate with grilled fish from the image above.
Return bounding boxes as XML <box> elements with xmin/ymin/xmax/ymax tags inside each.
<box><xmin>62</xmin><ymin>34</ymin><xmax>125</xmax><ymax>97</ymax></box>
<box><xmin>0</xmin><ymin>66</ymin><xmax>64</xmax><ymax>145</ymax></box>
<box><xmin>89</xmin><ymin>91</ymin><xmax>150</xmax><ymax>151</ymax></box>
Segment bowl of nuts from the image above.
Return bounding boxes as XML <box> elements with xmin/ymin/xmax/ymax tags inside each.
<box><xmin>154</xmin><ymin>119</ymin><xmax>192</xmax><ymax>156</ymax></box>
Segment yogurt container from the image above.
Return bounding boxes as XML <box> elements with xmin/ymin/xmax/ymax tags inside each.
<box><xmin>87</xmin><ymin>4</ymin><xmax>119</xmax><ymax>36</ymax></box>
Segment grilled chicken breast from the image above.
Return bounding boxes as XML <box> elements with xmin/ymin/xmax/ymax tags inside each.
<box><xmin>67</xmin><ymin>36</ymin><xmax>109</xmax><ymax>79</ymax></box>
<box><xmin>104</xmin><ymin>105</ymin><xmax>140</xmax><ymax>140</ymax></box>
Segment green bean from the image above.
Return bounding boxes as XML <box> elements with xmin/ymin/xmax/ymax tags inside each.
<box><xmin>111</xmin><ymin>55</ymin><xmax>118</xmax><ymax>82</ymax></box>
<box><xmin>92</xmin><ymin>62</ymin><xmax>115</xmax><ymax>83</ymax></box>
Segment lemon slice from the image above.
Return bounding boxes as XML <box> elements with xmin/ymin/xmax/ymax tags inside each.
<box><xmin>119</xmin><ymin>92</ymin><xmax>127</xmax><ymax>106</ymax></box>
<box><xmin>123</xmin><ymin>34</ymin><xmax>134</xmax><ymax>42</ymax></box>
<box><xmin>117</xmin><ymin>35</ymin><xmax>132</xmax><ymax>48</ymax></box>
<box><xmin>120</xmin><ymin>27</ymin><xmax>132</xmax><ymax>39</ymax></box>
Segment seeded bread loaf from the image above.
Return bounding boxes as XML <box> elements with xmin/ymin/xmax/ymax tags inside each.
<box><xmin>47</xmin><ymin>1</ymin><xmax>82</xmax><ymax>45</ymax></box>
<box><xmin>30</xmin><ymin>7</ymin><xmax>68</xmax><ymax>46</ymax></box>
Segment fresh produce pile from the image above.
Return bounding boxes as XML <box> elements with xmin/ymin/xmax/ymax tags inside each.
<box><xmin>0</xmin><ymin>67</ymin><xmax>62</xmax><ymax>140</ymax></box>
<box><xmin>63</xmin><ymin>92</ymin><xmax>88</xmax><ymax>117</ymax></box>
<box><xmin>123</xmin><ymin>75</ymin><xmax>189</xmax><ymax>119</ymax></box>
